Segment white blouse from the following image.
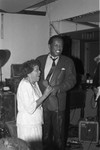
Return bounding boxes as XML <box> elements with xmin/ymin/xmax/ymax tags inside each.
<box><xmin>16</xmin><ymin>78</ymin><xmax>43</xmax><ymax>126</ymax></box>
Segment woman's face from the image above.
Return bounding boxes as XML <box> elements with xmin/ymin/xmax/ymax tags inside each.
<box><xmin>29</xmin><ymin>65</ymin><xmax>40</xmax><ymax>83</ymax></box>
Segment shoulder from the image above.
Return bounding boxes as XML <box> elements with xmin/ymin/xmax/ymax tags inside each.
<box><xmin>18</xmin><ymin>79</ymin><xmax>31</xmax><ymax>89</ymax></box>
<box><xmin>61</xmin><ymin>55</ymin><xmax>74</xmax><ymax>64</ymax></box>
<box><xmin>36</xmin><ymin>54</ymin><xmax>48</xmax><ymax>60</ymax></box>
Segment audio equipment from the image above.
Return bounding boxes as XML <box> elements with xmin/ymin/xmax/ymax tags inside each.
<box><xmin>0</xmin><ymin>92</ymin><xmax>16</xmax><ymax>122</ymax></box>
<box><xmin>79</xmin><ymin>121</ymin><xmax>99</xmax><ymax>143</ymax></box>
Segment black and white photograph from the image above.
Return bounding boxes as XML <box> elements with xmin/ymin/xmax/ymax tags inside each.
<box><xmin>0</xmin><ymin>0</ymin><xmax>99</xmax><ymax>150</ymax></box>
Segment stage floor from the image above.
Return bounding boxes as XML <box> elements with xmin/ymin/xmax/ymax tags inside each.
<box><xmin>66</xmin><ymin>137</ymin><xmax>100</xmax><ymax>150</ymax></box>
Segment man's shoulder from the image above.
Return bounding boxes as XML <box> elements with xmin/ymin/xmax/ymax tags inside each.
<box><xmin>36</xmin><ymin>54</ymin><xmax>47</xmax><ymax>59</ymax></box>
<box><xmin>61</xmin><ymin>55</ymin><xmax>74</xmax><ymax>63</ymax></box>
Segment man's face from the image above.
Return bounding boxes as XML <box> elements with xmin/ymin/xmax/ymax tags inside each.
<box><xmin>49</xmin><ymin>38</ymin><xmax>63</xmax><ymax>57</ymax></box>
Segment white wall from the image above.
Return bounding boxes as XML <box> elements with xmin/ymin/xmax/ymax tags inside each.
<box><xmin>0</xmin><ymin>13</ymin><xmax>49</xmax><ymax>80</ymax></box>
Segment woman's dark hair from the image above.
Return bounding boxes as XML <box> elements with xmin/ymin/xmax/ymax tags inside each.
<box><xmin>20</xmin><ymin>59</ymin><xmax>40</xmax><ymax>78</ymax></box>
<box><xmin>48</xmin><ymin>35</ymin><xmax>63</xmax><ymax>45</ymax></box>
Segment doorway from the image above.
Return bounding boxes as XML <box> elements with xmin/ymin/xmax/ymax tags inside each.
<box><xmin>84</xmin><ymin>41</ymin><xmax>99</xmax><ymax>77</ymax></box>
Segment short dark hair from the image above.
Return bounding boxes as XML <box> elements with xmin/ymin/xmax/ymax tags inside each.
<box><xmin>21</xmin><ymin>59</ymin><xmax>40</xmax><ymax>78</ymax></box>
<box><xmin>48</xmin><ymin>35</ymin><xmax>63</xmax><ymax>45</ymax></box>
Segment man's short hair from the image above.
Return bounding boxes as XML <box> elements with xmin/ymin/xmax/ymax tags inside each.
<box><xmin>48</xmin><ymin>35</ymin><xmax>63</xmax><ymax>45</ymax></box>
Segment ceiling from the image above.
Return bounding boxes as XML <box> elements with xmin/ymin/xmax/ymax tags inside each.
<box><xmin>64</xmin><ymin>10</ymin><xmax>100</xmax><ymax>28</ymax></box>
<box><xmin>0</xmin><ymin>0</ymin><xmax>57</xmax><ymax>15</ymax></box>
<box><xmin>0</xmin><ymin>0</ymin><xmax>99</xmax><ymax>28</ymax></box>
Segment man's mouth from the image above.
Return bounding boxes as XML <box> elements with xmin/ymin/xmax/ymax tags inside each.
<box><xmin>56</xmin><ymin>50</ymin><xmax>60</xmax><ymax>53</ymax></box>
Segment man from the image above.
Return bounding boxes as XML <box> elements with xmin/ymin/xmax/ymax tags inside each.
<box><xmin>93</xmin><ymin>54</ymin><xmax>100</xmax><ymax>89</ymax></box>
<box><xmin>36</xmin><ymin>35</ymin><xmax>76</xmax><ymax>150</ymax></box>
<box><xmin>93</xmin><ymin>54</ymin><xmax>100</xmax><ymax>125</ymax></box>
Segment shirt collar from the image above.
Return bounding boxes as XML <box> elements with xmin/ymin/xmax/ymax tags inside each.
<box><xmin>48</xmin><ymin>53</ymin><xmax>59</xmax><ymax>60</ymax></box>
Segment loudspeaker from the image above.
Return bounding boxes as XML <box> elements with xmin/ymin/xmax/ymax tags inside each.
<box><xmin>10</xmin><ymin>64</ymin><xmax>22</xmax><ymax>93</ymax></box>
<box><xmin>79</xmin><ymin>121</ymin><xmax>99</xmax><ymax>143</ymax></box>
<box><xmin>11</xmin><ymin>64</ymin><xmax>22</xmax><ymax>78</ymax></box>
<box><xmin>0</xmin><ymin>92</ymin><xmax>16</xmax><ymax>122</ymax></box>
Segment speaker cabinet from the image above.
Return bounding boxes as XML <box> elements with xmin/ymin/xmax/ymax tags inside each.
<box><xmin>11</xmin><ymin>64</ymin><xmax>22</xmax><ymax>78</ymax></box>
<box><xmin>79</xmin><ymin>121</ymin><xmax>99</xmax><ymax>143</ymax></box>
<box><xmin>0</xmin><ymin>92</ymin><xmax>16</xmax><ymax>122</ymax></box>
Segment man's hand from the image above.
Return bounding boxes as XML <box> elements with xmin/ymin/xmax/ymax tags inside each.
<box><xmin>95</xmin><ymin>86</ymin><xmax>100</xmax><ymax>101</ymax></box>
<box><xmin>93</xmin><ymin>86</ymin><xmax>100</xmax><ymax>108</ymax></box>
<box><xmin>93</xmin><ymin>87</ymin><xmax>98</xmax><ymax>95</ymax></box>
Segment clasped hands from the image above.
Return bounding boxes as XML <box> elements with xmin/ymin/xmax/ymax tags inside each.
<box><xmin>43</xmin><ymin>80</ymin><xmax>60</xmax><ymax>97</ymax></box>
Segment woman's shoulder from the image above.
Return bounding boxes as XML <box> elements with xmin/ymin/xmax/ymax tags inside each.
<box><xmin>19</xmin><ymin>78</ymin><xmax>31</xmax><ymax>88</ymax></box>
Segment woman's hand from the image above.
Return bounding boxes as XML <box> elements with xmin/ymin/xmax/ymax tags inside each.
<box><xmin>43</xmin><ymin>85</ymin><xmax>53</xmax><ymax>98</ymax></box>
<box><xmin>42</xmin><ymin>80</ymin><xmax>49</xmax><ymax>87</ymax></box>
<box><xmin>36</xmin><ymin>85</ymin><xmax>53</xmax><ymax>108</ymax></box>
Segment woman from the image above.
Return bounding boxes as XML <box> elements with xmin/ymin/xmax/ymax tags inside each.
<box><xmin>16</xmin><ymin>59</ymin><xmax>52</xmax><ymax>150</ymax></box>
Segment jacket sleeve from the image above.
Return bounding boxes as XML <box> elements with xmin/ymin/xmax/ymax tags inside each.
<box><xmin>58</xmin><ymin>58</ymin><xmax>76</xmax><ymax>92</ymax></box>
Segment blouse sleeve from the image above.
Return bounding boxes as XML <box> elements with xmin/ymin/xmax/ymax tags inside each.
<box><xmin>17</xmin><ymin>80</ymin><xmax>37</xmax><ymax>114</ymax></box>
